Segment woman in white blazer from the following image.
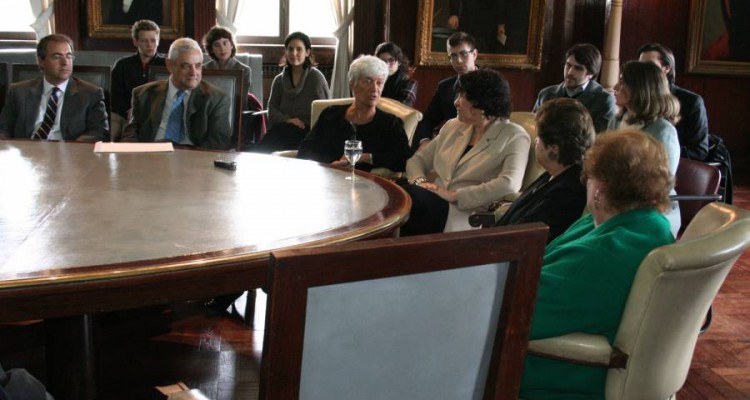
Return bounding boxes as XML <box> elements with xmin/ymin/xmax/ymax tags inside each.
<box><xmin>402</xmin><ymin>69</ymin><xmax>530</xmax><ymax>235</ymax></box>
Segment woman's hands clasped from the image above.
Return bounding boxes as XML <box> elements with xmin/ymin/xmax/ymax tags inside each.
<box><xmin>418</xmin><ymin>182</ymin><xmax>457</xmax><ymax>203</ymax></box>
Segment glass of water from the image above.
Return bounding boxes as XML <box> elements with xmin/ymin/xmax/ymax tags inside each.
<box><xmin>344</xmin><ymin>140</ymin><xmax>363</xmax><ymax>181</ymax></box>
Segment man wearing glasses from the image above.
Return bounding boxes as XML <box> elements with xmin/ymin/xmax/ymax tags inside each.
<box><xmin>533</xmin><ymin>43</ymin><xmax>615</xmax><ymax>133</ymax></box>
<box><xmin>411</xmin><ymin>31</ymin><xmax>478</xmax><ymax>152</ymax></box>
<box><xmin>0</xmin><ymin>34</ymin><xmax>109</xmax><ymax>141</ymax></box>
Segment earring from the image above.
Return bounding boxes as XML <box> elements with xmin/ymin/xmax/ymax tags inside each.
<box><xmin>594</xmin><ymin>190</ymin><xmax>601</xmax><ymax>210</ymax></box>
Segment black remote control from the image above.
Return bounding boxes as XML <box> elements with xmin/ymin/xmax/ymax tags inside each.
<box><xmin>214</xmin><ymin>160</ymin><xmax>237</xmax><ymax>170</ymax></box>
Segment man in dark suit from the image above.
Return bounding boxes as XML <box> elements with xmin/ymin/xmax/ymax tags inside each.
<box><xmin>412</xmin><ymin>31</ymin><xmax>478</xmax><ymax>152</ymax></box>
<box><xmin>638</xmin><ymin>43</ymin><xmax>710</xmax><ymax>161</ymax></box>
<box><xmin>0</xmin><ymin>34</ymin><xmax>109</xmax><ymax>141</ymax></box>
<box><xmin>122</xmin><ymin>37</ymin><xmax>231</xmax><ymax>150</ymax></box>
<box><xmin>533</xmin><ymin>43</ymin><xmax>616</xmax><ymax>133</ymax></box>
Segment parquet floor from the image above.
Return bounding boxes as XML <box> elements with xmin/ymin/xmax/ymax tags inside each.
<box><xmin>1</xmin><ymin>171</ymin><xmax>749</xmax><ymax>400</ymax></box>
<box><xmin>677</xmin><ymin>170</ymin><xmax>750</xmax><ymax>399</ymax></box>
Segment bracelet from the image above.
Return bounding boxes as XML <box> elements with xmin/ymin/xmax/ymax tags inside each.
<box><xmin>412</xmin><ymin>176</ymin><xmax>428</xmax><ymax>186</ymax></box>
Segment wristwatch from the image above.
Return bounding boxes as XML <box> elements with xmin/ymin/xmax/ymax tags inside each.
<box><xmin>412</xmin><ymin>176</ymin><xmax>428</xmax><ymax>186</ymax></box>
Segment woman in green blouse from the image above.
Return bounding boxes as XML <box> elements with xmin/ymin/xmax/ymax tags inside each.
<box><xmin>520</xmin><ymin>130</ymin><xmax>676</xmax><ymax>399</ymax></box>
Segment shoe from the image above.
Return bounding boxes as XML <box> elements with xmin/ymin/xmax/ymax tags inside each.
<box><xmin>204</xmin><ymin>298</ymin><xmax>232</xmax><ymax>316</ymax></box>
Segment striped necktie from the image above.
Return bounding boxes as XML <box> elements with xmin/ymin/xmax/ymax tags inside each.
<box><xmin>34</xmin><ymin>87</ymin><xmax>61</xmax><ymax>140</ymax></box>
<box><xmin>165</xmin><ymin>90</ymin><xmax>186</xmax><ymax>143</ymax></box>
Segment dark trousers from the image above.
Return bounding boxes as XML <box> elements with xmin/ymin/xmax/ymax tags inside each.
<box><xmin>399</xmin><ymin>183</ymin><xmax>449</xmax><ymax>236</ymax></box>
<box><xmin>254</xmin><ymin>122</ymin><xmax>308</xmax><ymax>154</ymax></box>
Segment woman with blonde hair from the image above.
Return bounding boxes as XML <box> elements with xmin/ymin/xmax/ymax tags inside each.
<box><xmin>609</xmin><ymin>60</ymin><xmax>681</xmax><ymax>236</ymax></box>
<box><xmin>520</xmin><ymin>130</ymin><xmax>676</xmax><ymax>399</ymax></box>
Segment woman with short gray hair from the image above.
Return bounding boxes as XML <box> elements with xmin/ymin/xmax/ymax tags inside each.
<box><xmin>298</xmin><ymin>55</ymin><xmax>412</xmax><ymax>172</ymax></box>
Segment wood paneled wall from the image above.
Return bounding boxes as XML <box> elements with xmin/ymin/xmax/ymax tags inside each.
<box><xmin>363</xmin><ymin>0</ymin><xmax>750</xmax><ymax>160</ymax></box>
<box><xmin>52</xmin><ymin>0</ymin><xmax>749</xmax><ymax>159</ymax></box>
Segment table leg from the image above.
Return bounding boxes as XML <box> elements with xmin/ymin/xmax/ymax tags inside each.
<box><xmin>45</xmin><ymin>314</ymin><xmax>96</xmax><ymax>400</ymax></box>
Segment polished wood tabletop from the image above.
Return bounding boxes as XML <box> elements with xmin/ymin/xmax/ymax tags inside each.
<box><xmin>0</xmin><ymin>141</ymin><xmax>410</xmax><ymax>320</ymax></box>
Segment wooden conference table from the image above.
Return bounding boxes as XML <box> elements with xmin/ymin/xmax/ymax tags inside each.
<box><xmin>0</xmin><ymin>141</ymin><xmax>410</xmax><ymax>399</ymax></box>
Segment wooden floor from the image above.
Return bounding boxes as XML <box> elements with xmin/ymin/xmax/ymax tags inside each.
<box><xmin>1</xmin><ymin>171</ymin><xmax>750</xmax><ymax>399</ymax></box>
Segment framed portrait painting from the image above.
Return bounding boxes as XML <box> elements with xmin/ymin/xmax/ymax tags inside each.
<box><xmin>686</xmin><ymin>0</ymin><xmax>750</xmax><ymax>76</ymax></box>
<box><xmin>87</xmin><ymin>0</ymin><xmax>185</xmax><ymax>39</ymax></box>
<box><xmin>416</xmin><ymin>0</ymin><xmax>546</xmax><ymax>70</ymax></box>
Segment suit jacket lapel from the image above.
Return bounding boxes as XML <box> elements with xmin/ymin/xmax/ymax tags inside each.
<box><xmin>449</xmin><ymin>122</ymin><xmax>474</xmax><ymax>171</ymax></box>
<box><xmin>23</xmin><ymin>81</ymin><xmax>43</xmax><ymax>137</ymax></box>
<box><xmin>455</xmin><ymin>119</ymin><xmax>505</xmax><ymax>168</ymax></box>
<box><xmin>148</xmin><ymin>82</ymin><xmax>168</xmax><ymax>138</ymax></box>
<box><xmin>186</xmin><ymin>83</ymin><xmax>206</xmax><ymax>140</ymax></box>
<box><xmin>60</xmin><ymin>78</ymin><xmax>80</xmax><ymax>135</ymax></box>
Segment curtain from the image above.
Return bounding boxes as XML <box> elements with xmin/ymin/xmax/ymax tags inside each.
<box><xmin>29</xmin><ymin>0</ymin><xmax>54</xmax><ymax>40</ymax></box>
<box><xmin>329</xmin><ymin>0</ymin><xmax>354</xmax><ymax>98</ymax></box>
<box><xmin>216</xmin><ymin>0</ymin><xmax>245</xmax><ymax>32</ymax></box>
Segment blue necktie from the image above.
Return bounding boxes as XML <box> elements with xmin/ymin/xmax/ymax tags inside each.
<box><xmin>165</xmin><ymin>90</ymin><xmax>186</xmax><ymax>143</ymax></box>
<box><xmin>34</xmin><ymin>87</ymin><xmax>61</xmax><ymax>140</ymax></box>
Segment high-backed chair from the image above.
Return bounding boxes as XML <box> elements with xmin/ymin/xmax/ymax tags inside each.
<box><xmin>673</xmin><ymin>158</ymin><xmax>722</xmax><ymax>236</ymax></box>
<box><xmin>11</xmin><ymin>63</ymin><xmax>111</xmax><ymax>114</ymax></box>
<box><xmin>0</xmin><ymin>62</ymin><xmax>9</xmax><ymax>111</ymax></box>
<box><xmin>259</xmin><ymin>224</ymin><xmax>549</xmax><ymax>400</ymax></box>
<box><xmin>447</xmin><ymin>111</ymin><xmax>541</xmax><ymax>232</ymax></box>
<box><xmin>149</xmin><ymin>66</ymin><xmax>245</xmax><ymax>151</ymax></box>
<box><xmin>509</xmin><ymin>111</ymin><xmax>544</xmax><ymax>194</ymax></box>
<box><xmin>310</xmin><ymin>97</ymin><xmax>423</xmax><ymax>146</ymax></box>
<box><xmin>273</xmin><ymin>97</ymin><xmax>423</xmax><ymax>177</ymax></box>
<box><xmin>526</xmin><ymin>202</ymin><xmax>750</xmax><ymax>400</ymax></box>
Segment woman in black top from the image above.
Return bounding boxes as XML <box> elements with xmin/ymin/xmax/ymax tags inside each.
<box><xmin>497</xmin><ymin>97</ymin><xmax>595</xmax><ymax>242</ymax></box>
<box><xmin>298</xmin><ymin>55</ymin><xmax>412</xmax><ymax>173</ymax></box>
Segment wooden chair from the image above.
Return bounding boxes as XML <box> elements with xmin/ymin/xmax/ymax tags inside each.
<box><xmin>526</xmin><ymin>202</ymin><xmax>750</xmax><ymax>400</ymax></box>
<box><xmin>259</xmin><ymin>224</ymin><xmax>549</xmax><ymax>400</ymax></box>
<box><xmin>149</xmin><ymin>66</ymin><xmax>246</xmax><ymax>151</ymax></box>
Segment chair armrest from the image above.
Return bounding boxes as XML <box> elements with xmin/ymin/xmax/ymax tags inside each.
<box><xmin>242</xmin><ymin>109</ymin><xmax>268</xmax><ymax>116</ymax></box>
<box><xmin>527</xmin><ymin>333</ymin><xmax>628</xmax><ymax>368</ymax></box>
<box><xmin>670</xmin><ymin>194</ymin><xmax>723</xmax><ymax>202</ymax></box>
<box><xmin>468</xmin><ymin>201</ymin><xmax>513</xmax><ymax>228</ymax></box>
<box><xmin>469</xmin><ymin>212</ymin><xmax>495</xmax><ymax>228</ymax></box>
<box><xmin>370</xmin><ymin>168</ymin><xmax>402</xmax><ymax>179</ymax></box>
<box><xmin>271</xmin><ymin>150</ymin><xmax>298</xmax><ymax>158</ymax></box>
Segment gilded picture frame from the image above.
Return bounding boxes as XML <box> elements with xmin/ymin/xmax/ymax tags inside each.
<box><xmin>416</xmin><ymin>0</ymin><xmax>546</xmax><ymax>70</ymax></box>
<box><xmin>686</xmin><ymin>0</ymin><xmax>750</xmax><ymax>76</ymax></box>
<box><xmin>87</xmin><ymin>0</ymin><xmax>184</xmax><ymax>39</ymax></box>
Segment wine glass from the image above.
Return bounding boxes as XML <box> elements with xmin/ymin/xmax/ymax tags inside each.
<box><xmin>344</xmin><ymin>140</ymin><xmax>363</xmax><ymax>181</ymax></box>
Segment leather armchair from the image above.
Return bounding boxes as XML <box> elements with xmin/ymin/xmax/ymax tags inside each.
<box><xmin>526</xmin><ymin>202</ymin><xmax>750</xmax><ymax>400</ymax></box>
<box><xmin>273</xmin><ymin>97</ymin><xmax>423</xmax><ymax>178</ymax></box>
<box><xmin>309</xmin><ymin>97</ymin><xmax>423</xmax><ymax>146</ymax></box>
<box><xmin>467</xmin><ymin>111</ymin><xmax>543</xmax><ymax>229</ymax></box>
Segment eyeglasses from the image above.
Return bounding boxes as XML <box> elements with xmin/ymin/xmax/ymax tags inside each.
<box><xmin>447</xmin><ymin>49</ymin><xmax>475</xmax><ymax>62</ymax></box>
<box><xmin>49</xmin><ymin>54</ymin><xmax>75</xmax><ymax>62</ymax></box>
<box><xmin>380</xmin><ymin>57</ymin><xmax>397</xmax><ymax>64</ymax></box>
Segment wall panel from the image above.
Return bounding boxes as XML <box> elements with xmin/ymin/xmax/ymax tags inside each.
<box><xmin>382</xmin><ymin>0</ymin><xmax>750</xmax><ymax>160</ymax></box>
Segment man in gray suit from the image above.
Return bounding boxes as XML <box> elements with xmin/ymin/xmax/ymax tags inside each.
<box><xmin>0</xmin><ymin>34</ymin><xmax>109</xmax><ymax>141</ymax></box>
<box><xmin>122</xmin><ymin>37</ymin><xmax>231</xmax><ymax>150</ymax></box>
<box><xmin>533</xmin><ymin>43</ymin><xmax>616</xmax><ymax>133</ymax></box>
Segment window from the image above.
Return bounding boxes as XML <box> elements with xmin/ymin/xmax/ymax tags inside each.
<box><xmin>234</xmin><ymin>0</ymin><xmax>336</xmax><ymax>45</ymax></box>
<box><xmin>0</xmin><ymin>0</ymin><xmax>36</xmax><ymax>38</ymax></box>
